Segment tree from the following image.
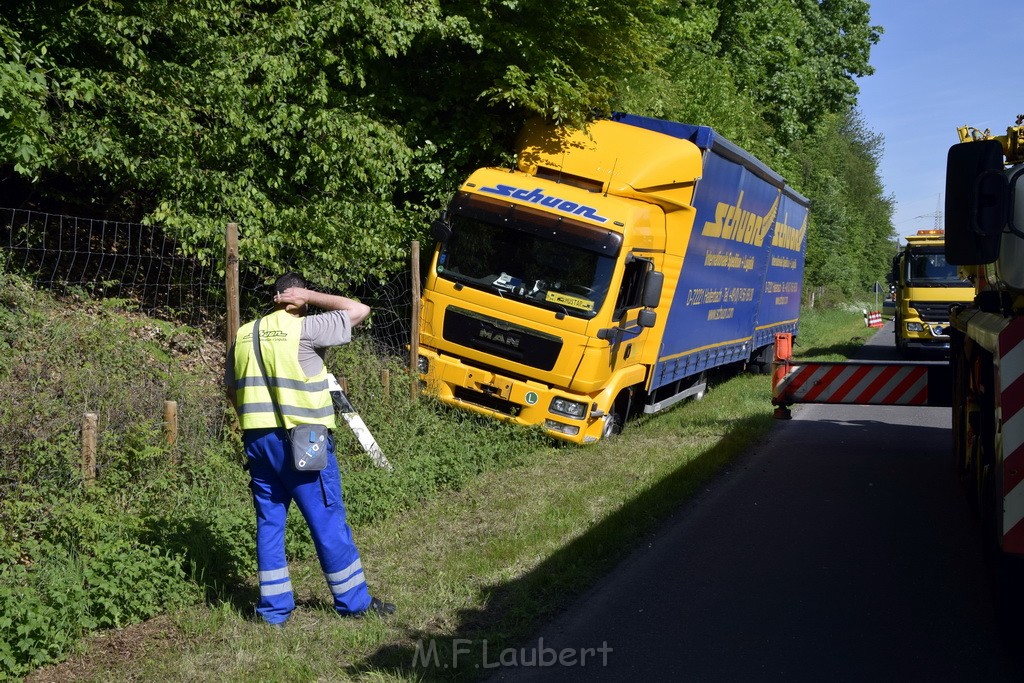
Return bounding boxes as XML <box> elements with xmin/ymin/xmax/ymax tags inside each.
<box><xmin>0</xmin><ymin>22</ymin><xmax>51</xmax><ymax>179</ymax></box>
<box><xmin>1</xmin><ymin>0</ymin><xmax>671</xmax><ymax>287</ymax></box>
<box><xmin>1</xmin><ymin>0</ymin><xmax>891</xmax><ymax>300</ymax></box>
<box><xmin>795</xmin><ymin>108</ymin><xmax>895</xmax><ymax>296</ymax></box>
<box><xmin>707</xmin><ymin>0</ymin><xmax>880</xmax><ymax>144</ymax></box>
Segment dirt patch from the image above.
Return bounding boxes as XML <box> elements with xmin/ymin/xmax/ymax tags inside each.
<box><xmin>25</xmin><ymin>616</ymin><xmax>184</xmax><ymax>683</ymax></box>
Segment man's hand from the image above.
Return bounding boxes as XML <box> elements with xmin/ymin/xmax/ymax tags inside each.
<box><xmin>275</xmin><ymin>287</ymin><xmax>371</xmax><ymax>326</ymax></box>
<box><xmin>274</xmin><ymin>287</ymin><xmax>310</xmax><ymax>311</ymax></box>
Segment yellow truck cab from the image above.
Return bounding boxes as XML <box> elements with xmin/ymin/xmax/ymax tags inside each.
<box><xmin>890</xmin><ymin>229</ymin><xmax>973</xmax><ymax>356</ymax></box>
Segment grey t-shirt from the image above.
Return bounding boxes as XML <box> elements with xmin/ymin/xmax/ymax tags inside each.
<box><xmin>226</xmin><ymin>310</ymin><xmax>352</xmax><ymax>387</ymax></box>
<box><xmin>297</xmin><ymin>310</ymin><xmax>352</xmax><ymax>376</ymax></box>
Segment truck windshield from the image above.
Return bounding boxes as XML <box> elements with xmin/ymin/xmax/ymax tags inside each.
<box><xmin>435</xmin><ymin>195</ymin><xmax>620</xmax><ymax>319</ymax></box>
<box><xmin>906</xmin><ymin>248</ymin><xmax>971</xmax><ymax>286</ymax></box>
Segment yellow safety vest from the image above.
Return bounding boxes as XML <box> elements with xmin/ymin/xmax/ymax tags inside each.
<box><xmin>233</xmin><ymin>309</ymin><xmax>336</xmax><ymax>430</ymax></box>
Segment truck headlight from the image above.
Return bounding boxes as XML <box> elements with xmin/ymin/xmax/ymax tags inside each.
<box><xmin>906</xmin><ymin>322</ymin><xmax>924</xmax><ymax>332</ymax></box>
<box><xmin>417</xmin><ymin>355</ymin><xmax>430</xmax><ymax>374</ymax></box>
<box><xmin>549</xmin><ymin>397</ymin><xmax>587</xmax><ymax>419</ymax></box>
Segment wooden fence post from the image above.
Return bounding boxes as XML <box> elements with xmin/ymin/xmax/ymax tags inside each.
<box><xmin>226</xmin><ymin>222</ymin><xmax>240</xmax><ymax>349</ymax></box>
<box><xmin>82</xmin><ymin>412</ymin><xmax>98</xmax><ymax>487</ymax></box>
<box><xmin>381</xmin><ymin>369</ymin><xmax>390</xmax><ymax>400</ymax></box>
<box><xmin>410</xmin><ymin>239</ymin><xmax>421</xmax><ymax>401</ymax></box>
<box><xmin>164</xmin><ymin>400</ymin><xmax>178</xmax><ymax>463</ymax></box>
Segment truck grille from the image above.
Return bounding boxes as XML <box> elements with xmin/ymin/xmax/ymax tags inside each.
<box><xmin>910</xmin><ymin>301</ymin><xmax>954</xmax><ymax>322</ymax></box>
<box><xmin>443</xmin><ymin>306</ymin><xmax>563</xmax><ymax>371</ymax></box>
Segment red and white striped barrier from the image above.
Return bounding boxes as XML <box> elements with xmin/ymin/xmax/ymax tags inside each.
<box><xmin>866</xmin><ymin>310</ymin><xmax>883</xmax><ymax>328</ymax></box>
<box><xmin>774</xmin><ymin>361</ymin><xmax>933</xmax><ymax>406</ymax></box>
<box><xmin>770</xmin><ymin>333</ymin><xmax>951</xmax><ymax>420</ymax></box>
<box><xmin>997</xmin><ymin>318</ymin><xmax>1024</xmax><ymax>554</ymax></box>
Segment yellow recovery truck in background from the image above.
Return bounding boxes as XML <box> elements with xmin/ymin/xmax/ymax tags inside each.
<box><xmin>890</xmin><ymin>229</ymin><xmax>973</xmax><ymax>357</ymax></box>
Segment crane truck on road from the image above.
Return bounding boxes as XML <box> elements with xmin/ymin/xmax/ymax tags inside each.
<box><xmin>416</xmin><ymin>113</ymin><xmax>809</xmax><ymax>444</ymax></box>
<box><xmin>773</xmin><ymin>116</ymin><xmax>1024</xmax><ymax>609</ymax></box>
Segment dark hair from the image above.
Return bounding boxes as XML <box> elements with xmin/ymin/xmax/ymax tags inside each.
<box><xmin>274</xmin><ymin>272</ymin><xmax>307</xmax><ymax>294</ymax></box>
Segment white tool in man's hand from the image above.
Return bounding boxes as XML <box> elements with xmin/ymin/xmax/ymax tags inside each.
<box><xmin>327</xmin><ymin>373</ymin><xmax>393</xmax><ymax>471</ymax></box>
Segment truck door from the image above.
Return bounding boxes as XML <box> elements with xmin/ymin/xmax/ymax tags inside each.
<box><xmin>608</xmin><ymin>256</ymin><xmax>654</xmax><ymax>367</ymax></box>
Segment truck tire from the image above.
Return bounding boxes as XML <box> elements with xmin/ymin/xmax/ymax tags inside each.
<box><xmin>951</xmin><ymin>333</ymin><xmax>973</xmax><ymax>496</ymax></box>
<box><xmin>692</xmin><ymin>371</ymin><xmax>707</xmax><ymax>400</ymax></box>
<box><xmin>894</xmin><ymin>315</ymin><xmax>908</xmax><ymax>357</ymax></box>
<box><xmin>601</xmin><ymin>389</ymin><xmax>633</xmax><ymax>440</ymax></box>
<box><xmin>601</xmin><ymin>410</ymin><xmax>622</xmax><ymax>440</ymax></box>
<box><xmin>747</xmin><ymin>343</ymin><xmax>774</xmax><ymax>375</ymax></box>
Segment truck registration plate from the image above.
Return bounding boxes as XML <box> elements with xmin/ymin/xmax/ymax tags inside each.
<box><xmin>545</xmin><ymin>291</ymin><xmax>594</xmax><ymax>311</ymax></box>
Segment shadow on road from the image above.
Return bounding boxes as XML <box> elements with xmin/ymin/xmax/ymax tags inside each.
<box><xmin>352</xmin><ymin>322</ymin><xmax>1022</xmax><ymax>681</ymax></box>
<box><xmin>351</xmin><ymin>414</ymin><xmax>770</xmax><ymax>680</ymax></box>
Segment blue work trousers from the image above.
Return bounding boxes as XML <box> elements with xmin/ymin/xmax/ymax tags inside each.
<box><xmin>244</xmin><ymin>427</ymin><xmax>371</xmax><ymax>624</ymax></box>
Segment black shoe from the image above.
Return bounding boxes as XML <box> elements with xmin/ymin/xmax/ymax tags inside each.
<box><xmin>346</xmin><ymin>596</ymin><xmax>396</xmax><ymax>618</ymax></box>
<box><xmin>368</xmin><ymin>596</ymin><xmax>396</xmax><ymax>616</ymax></box>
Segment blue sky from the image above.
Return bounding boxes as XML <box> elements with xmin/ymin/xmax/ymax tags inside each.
<box><xmin>855</xmin><ymin>1</ymin><xmax>1023</xmax><ymax>242</ymax></box>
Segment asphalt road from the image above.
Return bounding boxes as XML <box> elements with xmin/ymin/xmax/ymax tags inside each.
<box><xmin>492</xmin><ymin>319</ymin><xmax>1023</xmax><ymax>682</ymax></box>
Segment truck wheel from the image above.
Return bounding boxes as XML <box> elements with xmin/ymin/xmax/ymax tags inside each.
<box><xmin>747</xmin><ymin>344</ymin><xmax>774</xmax><ymax>375</ymax></box>
<box><xmin>897</xmin><ymin>338</ymin><xmax>915</xmax><ymax>359</ymax></box>
<box><xmin>601</xmin><ymin>391</ymin><xmax>631</xmax><ymax>440</ymax></box>
<box><xmin>693</xmin><ymin>371</ymin><xmax>707</xmax><ymax>400</ymax></box>
<box><xmin>951</xmin><ymin>334</ymin><xmax>973</xmax><ymax>496</ymax></box>
<box><xmin>601</xmin><ymin>410</ymin><xmax>623</xmax><ymax>440</ymax></box>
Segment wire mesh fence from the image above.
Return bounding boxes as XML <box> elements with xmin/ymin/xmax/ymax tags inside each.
<box><xmin>0</xmin><ymin>207</ymin><xmax>419</xmax><ymax>491</ymax></box>
<box><xmin>1</xmin><ymin>208</ymin><xmax>231</xmax><ymax>330</ymax></box>
<box><xmin>0</xmin><ymin>207</ymin><xmax>417</xmax><ymax>350</ymax></box>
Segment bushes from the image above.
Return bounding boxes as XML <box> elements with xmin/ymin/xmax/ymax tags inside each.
<box><xmin>0</xmin><ymin>568</ymin><xmax>79</xmax><ymax>676</ymax></box>
<box><xmin>0</xmin><ymin>492</ymin><xmax>201</xmax><ymax>677</ymax></box>
<box><xmin>326</xmin><ymin>337</ymin><xmax>548</xmax><ymax>526</ymax></box>
<box><xmin>0</xmin><ymin>277</ymin><xmax>541</xmax><ymax>678</ymax></box>
<box><xmin>0</xmin><ymin>273</ymin><xmax>232</xmax><ymax>677</ymax></box>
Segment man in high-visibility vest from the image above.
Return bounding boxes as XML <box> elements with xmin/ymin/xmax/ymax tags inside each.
<box><xmin>226</xmin><ymin>272</ymin><xmax>395</xmax><ymax>627</ymax></box>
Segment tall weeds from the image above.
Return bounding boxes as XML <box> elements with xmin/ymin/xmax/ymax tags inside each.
<box><xmin>0</xmin><ymin>272</ymin><xmax>540</xmax><ymax>678</ymax></box>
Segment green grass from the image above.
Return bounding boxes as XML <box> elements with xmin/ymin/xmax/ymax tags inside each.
<box><xmin>792</xmin><ymin>306</ymin><xmax>879</xmax><ymax>361</ymax></box>
<box><xmin>26</xmin><ymin>306</ymin><xmax>870</xmax><ymax>682</ymax></box>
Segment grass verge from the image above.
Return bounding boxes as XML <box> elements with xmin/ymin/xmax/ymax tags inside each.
<box><xmin>26</xmin><ymin>307</ymin><xmax>873</xmax><ymax>682</ymax></box>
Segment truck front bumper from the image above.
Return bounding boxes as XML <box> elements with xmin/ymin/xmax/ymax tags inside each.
<box><xmin>416</xmin><ymin>349</ymin><xmax>608</xmax><ymax>444</ymax></box>
<box><xmin>904</xmin><ymin>339</ymin><xmax>950</xmax><ymax>350</ymax></box>
<box><xmin>902</xmin><ymin>322</ymin><xmax>952</xmax><ymax>351</ymax></box>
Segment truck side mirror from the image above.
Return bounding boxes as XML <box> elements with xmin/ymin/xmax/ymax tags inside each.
<box><xmin>637</xmin><ymin>309</ymin><xmax>657</xmax><ymax>328</ymax></box>
<box><xmin>1010</xmin><ymin>168</ymin><xmax>1024</xmax><ymax>237</ymax></box>
<box><xmin>431</xmin><ymin>214</ymin><xmax>452</xmax><ymax>243</ymax></box>
<box><xmin>642</xmin><ymin>270</ymin><xmax>664</xmax><ymax>308</ymax></box>
<box><xmin>945</xmin><ymin>139</ymin><xmax>1006</xmax><ymax>265</ymax></box>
